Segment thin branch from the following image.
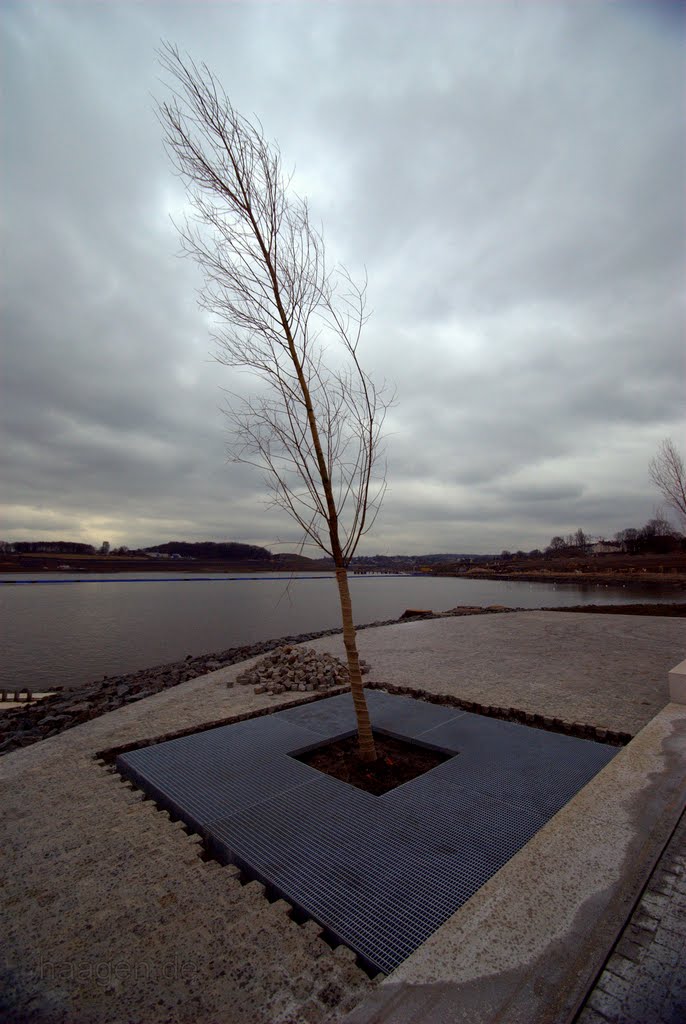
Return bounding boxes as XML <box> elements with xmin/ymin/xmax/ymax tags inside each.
<box><xmin>650</xmin><ymin>438</ymin><xmax>686</xmax><ymax>528</ymax></box>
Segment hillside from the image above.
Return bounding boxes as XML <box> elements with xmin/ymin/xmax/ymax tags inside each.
<box><xmin>0</xmin><ymin>548</ymin><xmax>331</xmax><ymax>575</ymax></box>
<box><xmin>430</xmin><ymin>550</ymin><xmax>686</xmax><ymax>588</ymax></box>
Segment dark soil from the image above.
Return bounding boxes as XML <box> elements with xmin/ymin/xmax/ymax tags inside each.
<box><xmin>296</xmin><ymin>732</ymin><xmax>451</xmax><ymax>795</ymax></box>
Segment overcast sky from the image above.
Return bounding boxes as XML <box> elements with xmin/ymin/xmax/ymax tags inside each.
<box><xmin>2</xmin><ymin>1</ymin><xmax>684</xmax><ymax>555</ymax></box>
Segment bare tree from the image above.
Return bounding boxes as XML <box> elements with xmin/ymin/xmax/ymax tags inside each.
<box><xmin>157</xmin><ymin>44</ymin><xmax>391</xmax><ymax>761</ymax></box>
<box><xmin>573</xmin><ymin>528</ymin><xmax>589</xmax><ymax>554</ymax></box>
<box><xmin>649</xmin><ymin>438</ymin><xmax>686</xmax><ymax>529</ymax></box>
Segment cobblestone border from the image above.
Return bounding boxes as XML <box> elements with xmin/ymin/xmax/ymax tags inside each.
<box><xmin>577</xmin><ymin>809</ymin><xmax>686</xmax><ymax>1024</ymax></box>
<box><xmin>94</xmin><ymin>685</ymin><xmax>350</xmax><ymax>765</ymax></box>
<box><xmin>364</xmin><ymin>682</ymin><xmax>632</xmax><ymax>747</ymax></box>
<box><xmin>96</xmin><ymin>674</ymin><xmax>628</xmax><ymax>770</ymax></box>
<box><xmin>95</xmin><ymin>747</ymin><xmax>384</xmax><ymax>981</ymax></box>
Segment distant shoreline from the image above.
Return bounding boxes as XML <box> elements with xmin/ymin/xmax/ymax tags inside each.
<box><xmin>0</xmin><ymin>557</ymin><xmax>332</xmax><ymax>576</ymax></box>
<box><xmin>2</xmin><ymin>563</ymin><xmax>683</xmax><ymax>592</ymax></box>
<box><xmin>2</xmin><ymin>551</ymin><xmax>685</xmax><ymax>592</ymax></box>
<box><xmin>434</xmin><ymin>569</ymin><xmax>686</xmax><ymax>590</ymax></box>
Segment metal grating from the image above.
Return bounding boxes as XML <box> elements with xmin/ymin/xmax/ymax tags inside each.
<box><xmin>117</xmin><ymin>690</ymin><xmax>617</xmax><ymax>974</ymax></box>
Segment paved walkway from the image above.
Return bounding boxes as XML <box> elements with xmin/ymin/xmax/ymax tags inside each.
<box><xmin>578</xmin><ymin>809</ymin><xmax>686</xmax><ymax>1024</ymax></box>
<box><xmin>1</xmin><ymin>611</ymin><xmax>684</xmax><ymax>1024</ymax></box>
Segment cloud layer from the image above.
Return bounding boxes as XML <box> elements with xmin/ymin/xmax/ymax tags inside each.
<box><xmin>2</xmin><ymin>1</ymin><xmax>684</xmax><ymax>553</ymax></box>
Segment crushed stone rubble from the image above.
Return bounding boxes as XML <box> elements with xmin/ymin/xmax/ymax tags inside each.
<box><xmin>234</xmin><ymin>644</ymin><xmax>370</xmax><ymax>694</ymax></box>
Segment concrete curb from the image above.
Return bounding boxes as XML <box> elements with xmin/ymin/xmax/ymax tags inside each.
<box><xmin>342</xmin><ymin>702</ymin><xmax>686</xmax><ymax>1024</ymax></box>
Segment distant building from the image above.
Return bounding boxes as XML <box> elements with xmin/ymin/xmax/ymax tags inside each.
<box><xmin>589</xmin><ymin>541</ymin><xmax>623</xmax><ymax>555</ymax></box>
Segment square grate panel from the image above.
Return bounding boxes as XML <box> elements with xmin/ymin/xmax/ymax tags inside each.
<box><xmin>117</xmin><ymin>691</ymin><xmax>617</xmax><ymax>974</ymax></box>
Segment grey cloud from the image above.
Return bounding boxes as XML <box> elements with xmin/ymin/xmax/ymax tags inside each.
<box><xmin>1</xmin><ymin>1</ymin><xmax>683</xmax><ymax>554</ymax></box>
<box><xmin>499</xmin><ymin>485</ymin><xmax>585</xmax><ymax>504</ymax></box>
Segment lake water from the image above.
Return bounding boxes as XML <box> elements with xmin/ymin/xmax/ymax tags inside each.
<box><xmin>1</xmin><ymin>571</ymin><xmax>683</xmax><ymax>692</ymax></box>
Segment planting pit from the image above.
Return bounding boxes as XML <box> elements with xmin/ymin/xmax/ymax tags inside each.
<box><xmin>296</xmin><ymin>732</ymin><xmax>451</xmax><ymax>795</ymax></box>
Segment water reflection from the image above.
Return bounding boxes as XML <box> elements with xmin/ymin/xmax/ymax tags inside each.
<box><xmin>1</xmin><ymin>572</ymin><xmax>682</xmax><ymax>691</ymax></box>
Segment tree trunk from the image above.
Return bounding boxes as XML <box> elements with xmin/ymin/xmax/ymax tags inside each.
<box><xmin>335</xmin><ymin>565</ymin><xmax>376</xmax><ymax>762</ymax></box>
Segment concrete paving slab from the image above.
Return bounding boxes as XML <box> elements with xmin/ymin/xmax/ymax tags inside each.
<box><xmin>669</xmin><ymin>658</ymin><xmax>686</xmax><ymax>704</ymax></box>
<box><xmin>0</xmin><ymin>693</ymin><xmax>56</xmax><ymax>712</ymax></box>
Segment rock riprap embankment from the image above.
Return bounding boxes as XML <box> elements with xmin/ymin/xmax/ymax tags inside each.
<box><xmin>0</xmin><ymin>628</ymin><xmax>351</xmax><ymax>756</ymax></box>
<box><xmin>234</xmin><ymin>644</ymin><xmax>370</xmax><ymax>695</ymax></box>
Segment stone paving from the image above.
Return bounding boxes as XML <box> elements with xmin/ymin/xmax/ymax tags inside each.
<box><xmin>0</xmin><ymin>678</ymin><xmax>375</xmax><ymax>1024</ymax></box>
<box><xmin>303</xmin><ymin>610</ymin><xmax>685</xmax><ymax>736</ymax></box>
<box><xmin>578</xmin><ymin>809</ymin><xmax>686</xmax><ymax>1024</ymax></box>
